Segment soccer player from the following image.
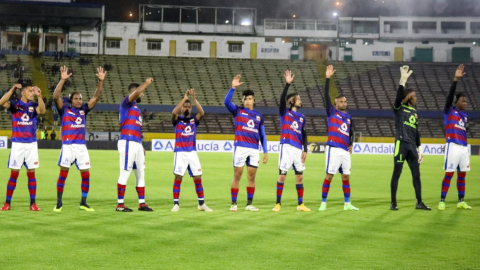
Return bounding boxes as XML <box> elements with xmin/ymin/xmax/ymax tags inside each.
<box><xmin>224</xmin><ymin>75</ymin><xmax>268</xmax><ymax>212</ymax></box>
<box><xmin>52</xmin><ymin>66</ymin><xmax>106</xmax><ymax>212</ymax></box>
<box><xmin>0</xmin><ymin>84</ymin><xmax>46</xmax><ymax>211</ymax></box>
<box><xmin>320</xmin><ymin>65</ymin><xmax>358</xmax><ymax>212</ymax></box>
<box><xmin>272</xmin><ymin>70</ymin><xmax>310</xmax><ymax>212</ymax></box>
<box><xmin>116</xmin><ymin>78</ymin><xmax>154</xmax><ymax>212</ymax></box>
<box><xmin>438</xmin><ymin>64</ymin><xmax>471</xmax><ymax>211</ymax></box>
<box><xmin>390</xmin><ymin>65</ymin><xmax>430</xmax><ymax>211</ymax></box>
<box><xmin>171</xmin><ymin>89</ymin><xmax>212</xmax><ymax>212</ymax></box>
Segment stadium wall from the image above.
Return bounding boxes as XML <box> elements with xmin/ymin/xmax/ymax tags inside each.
<box><xmin>339</xmin><ymin>40</ymin><xmax>480</xmax><ymax>62</ymax></box>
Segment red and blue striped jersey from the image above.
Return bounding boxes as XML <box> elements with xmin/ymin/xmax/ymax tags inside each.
<box><xmin>444</xmin><ymin>106</ymin><xmax>468</xmax><ymax>146</ymax></box>
<box><xmin>280</xmin><ymin>109</ymin><xmax>305</xmax><ymax>150</ymax></box>
<box><xmin>173</xmin><ymin>116</ymin><xmax>200</xmax><ymax>152</ymax></box>
<box><xmin>59</xmin><ymin>103</ymin><xmax>90</xmax><ymax>144</ymax></box>
<box><xmin>119</xmin><ymin>96</ymin><xmax>142</xmax><ymax>143</ymax></box>
<box><xmin>326</xmin><ymin>105</ymin><xmax>351</xmax><ymax>151</ymax></box>
<box><xmin>9</xmin><ymin>99</ymin><xmax>38</xmax><ymax>143</ymax></box>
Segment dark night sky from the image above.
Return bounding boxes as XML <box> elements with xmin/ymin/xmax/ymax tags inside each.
<box><xmin>72</xmin><ymin>0</ymin><xmax>480</xmax><ymax>22</ymax></box>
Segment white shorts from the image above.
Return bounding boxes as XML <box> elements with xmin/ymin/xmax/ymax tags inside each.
<box><xmin>8</xmin><ymin>142</ymin><xmax>39</xmax><ymax>170</ymax></box>
<box><xmin>173</xmin><ymin>151</ymin><xmax>202</xmax><ymax>177</ymax></box>
<box><xmin>233</xmin><ymin>146</ymin><xmax>259</xmax><ymax>168</ymax></box>
<box><xmin>58</xmin><ymin>144</ymin><xmax>91</xmax><ymax>170</ymax></box>
<box><xmin>118</xmin><ymin>140</ymin><xmax>145</xmax><ymax>171</ymax></box>
<box><xmin>278</xmin><ymin>144</ymin><xmax>305</xmax><ymax>173</ymax></box>
<box><xmin>444</xmin><ymin>142</ymin><xmax>470</xmax><ymax>172</ymax></box>
<box><xmin>325</xmin><ymin>145</ymin><xmax>351</xmax><ymax>175</ymax></box>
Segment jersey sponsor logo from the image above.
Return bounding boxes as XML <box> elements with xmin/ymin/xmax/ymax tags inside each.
<box><xmin>80</xmin><ymin>110</ymin><xmax>85</xmax><ymax>115</ymax></box>
<box><xmin>290</xmin><ymin>121</ymin><xmax>301</xmax><ymax>134</ymax></box>
<box><xmin>28</xmin><ymin>107</ymin><xmax>34</xmax><ymax>112</ymax></box>
<box><xmin>338</xmin><ymin>123</ymin><xmax>349</xmax><ymax>136</ymax></box>
<box><xmin>75</xmin><ymin>117</ymin><xmax>83</xmax><ymax>125</ymax></box>
<box><xmin>404</xmin><ymin>115</ymin><xmax>417</xmax><ymax>129</ymax></box>
<box><xmin>242</xmin><ymin>119</ymin><xmax>259</xmax><ymax>133</ymax></box>
<box><xmin>181</xmin><ymin>126</ymin><xmax>195</xmax><ymax>136</ymax></box>
<box><xmin>454</xmin><ymin>118</ymin><xmax>466</xmax><ymax>131</ymax></box>
<box><xmin>18</xmin><ymin>113</ymin><xmax>33</xmax><ymax>125</ymax></box>
<box><xmin>70</xmin><ymin>117</ymin><xmax>85</xmax><ymax>128</ymax></box>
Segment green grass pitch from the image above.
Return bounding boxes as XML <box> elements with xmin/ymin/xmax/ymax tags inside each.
<box><xmin>0</xmin><ymin>149</ymin><xmax>478</xmax><ymax>269</ymax></box>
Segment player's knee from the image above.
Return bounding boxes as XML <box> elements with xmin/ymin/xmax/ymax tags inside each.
<box><xmin>279</xmin><ymin>169</ymin><xmax>288</xmax><ymax>176</ymax></box>
<box><xmin>174</xmin><ymin>174</ymin><xmax>183</xmax><ymax>181</ymax></box>
<box><xmin>341</xmin><ymin>174</ymin><xmax>350</xmax><ymax>181</ymax></box>
<box><xmin>294</xmin><ymin>171</ymin><xmax>303</xmax><ymax>176</ymax></box>
<box><xmin>325</xmin><ymin>174</ymin><xmax>334</xmax><ymax>181</ymax></box>
<box><xmin>193</xmin><ymin>176</ymin><xmax>201</xmax><ymax>181</ymax></box>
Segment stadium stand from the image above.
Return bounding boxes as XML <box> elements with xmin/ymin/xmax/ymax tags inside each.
<box><xmin>332</xmin><ymin>61</ymin><xmax>480</xmax><ymax>111</ymax></box>
<box><xmin>43</xmin><ymin>56</ymin><xmax>323</xmax><ymax>107</ymax></box>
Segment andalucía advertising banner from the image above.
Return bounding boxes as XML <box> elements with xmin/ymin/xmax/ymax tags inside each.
<box><xmin>152</xmin><ymin>140</ymin><xmax>286</xmax><ymax>153</ymax></box>
<box><xmin>352</xmin><ymin>143</ymin><xmax>471</xmax><ymax>156</ymax></box>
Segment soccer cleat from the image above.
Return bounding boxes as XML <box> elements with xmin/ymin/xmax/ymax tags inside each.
<box><xmin>116</xmin><ymin>204</ymin><xmax>133</xmax><ymax>212</ymax></box>
<box><xmin>415</xmin><ymin>202</ymin><xmax>432</xmax><ymax>210</ymax></box>
<box><xmin>230</xmin><ymin>204</ymin><xmax>238</xmax><ymax>212</ymax></box>
<box><xmin>79</xmin><ymin>204</ymin><xmax>95</xmax><ymax>211</ymax></box>
<box><xmin>1</xmin><ymin>202</ymin><xmax>11</xmax><ymax>211</ymax></box>
<box><xmin>344</xmin><ymin>203</ymin><xmax>359</xmax><ymax>211</ymax></box>
<box><xmin>457</xmin><ymin>201</ymin><xmax>472</xmax><ymax>210</ymax></box>
<box><xmin>318</xmin><ymin>202</ymin><xmax>327</xmax><ymax>211</ymax></box>
<box><xmin>198</xmin><ymin>204</ymin><xmax>213</xmax><ymax>212</ymax></box>
<box><xmin>138</xmin><ymin>203</ymin><xmax>154</xmax><ymax>211</ymax></box>
<box><xmin>438</xmin><ymin>202</ymin><xmax>446</xmax><ymax>211</ymax></box>
<box><xmin>390</xmin><ymin>203</ymin><xmax>399</xmax><ymax>211</ymax></box>
<box><xmin>171</xmin><ymin>204</ymin><xmax>180</xmax><ymax>212</ymax></box>
<box><xmin>245</xmin><ymin>205</ymin><xmax>259</xmax><ymax>212</ymax></box>
<box><xmin>53</xmin><ymin>206</ymin><xmax>63</xmax><ymax>212</ymax></box>
<box><xmin>30</xmin><ymin>203</ymin><xmax>40</xmax><ymax>211</ymax></box>
<box><xmin>297</xmin><ymin>204</ymin><xmax>311</xmax><ymax>212</ymax></box>
<box><xmin>272</xmin><ymin>203</ymin><xmax>281</xmax><ymax>212</ymax></box>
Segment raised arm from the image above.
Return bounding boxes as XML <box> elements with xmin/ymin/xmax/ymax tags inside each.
<box><xmin>445</xmin><ymin>64</ymin><xmax>466</xmax><ymax>113</ymax></box>
<box><xmin>0</xmin><ymin>84</ymin><xmax>22</xmax><ymax>109</ymax></box>
<box><xmin>129</xmin><ymin>78</ymin><xmax>153</xmax><ymax>103</ymax></box>
<box><xmin>224</xmin><ymin>75</ymin><xmax>243</xmax><ymax>114</ymax></box>
<box><xmin>88</xmin><ymin>66</ymin><xmax>107</xmax><ymax>110</ymax></box>
<box><xmin>172</xmin><ymin>89</ymin><xmax>190</xmax><ymax>121</ymax></box>
<box><xmin>190</xmin><ymin>89</ymin><xmax>204</xmax><ymax>121</ymax></box>
<box><xmin>325</xmin><ymin>65</ymin><xmax>336</xmax><ymax>115</ymax></box>
<box><xmin>395</xmin><ymin>65</ymin><xmax>413</xmax><ymax>110</ymax></box>
<box><xmin>280</xmin><ymin>70</ymin><xmax>295</xmax><ymax>116</ymax></box>
<box><xmin>33</xmin><ymin>86</ymin><xmax>46</xmax><ymax>114</ymax></box>
<box><xmin>52</xmin><ymin>66</ymin><xmax>72</xmax><ymax>109</ymax></box>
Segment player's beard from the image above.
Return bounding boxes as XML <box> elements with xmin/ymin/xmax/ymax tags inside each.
<box><xmin>183</xmin><ymin>109</ymin><xmax>190</xmax><ymax>117</ymax></box>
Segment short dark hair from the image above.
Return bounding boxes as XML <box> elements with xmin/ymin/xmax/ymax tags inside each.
<box><xmin>242</xmin><ymin>89</ymin><xmax>255</xmax><ymax>99</ymax></box>
<box><xmin>455</xmin><ymin>93</ymin><xmax>467</xmax><ymax>104</ymax></box>
<box><xmin>335</xmin><ymin>95</ymin><xmax>346</xmax><ymax>100</ymax></box>
<box><xmin>184</xmin><ymin>99</ymin><xmax>191</xmax><ymax>104</ymax></box>
<box><xmin>69</xmin><ymin>92</ymin><xmax>82</xmax><ymax>103</ymax></box>
<box><xmin>128</xmin><ymin>83</ymin><xmax>140</xmax><ymax>92</ymax></box>
<box><xmin>286</xmin><ymin>92</ymin><xmax>299</xmax><ymax>102</ymax></box>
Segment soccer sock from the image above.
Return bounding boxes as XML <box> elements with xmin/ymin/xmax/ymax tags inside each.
<box><xmin>246</xmin><ymin>187</ymin><xmax>255</xmax><ymax>205</ymax></box>
<box><xmin>440</xmin><ymin>172</ymin><xmax>454</xmax><ymax>201</ymax></box>
<box><xmin>296</xmin><ymin>184</ymin><xmax>304</xmax><ymax>205</ymax></box>
<box><xmin>276</xmin><ymin>181</ymin><xmax>284</xmax><ymax>204</ymax></box>
<box><xmin>173</xmin><ymin>179</ymin><xmax>182</xmax><ymax>205</ymax></box>
<box><xmin>231</xmin><ymin>188</ymin><xmax>239</xmax><ymax>204</ymax></box>
<box><xmin>27</xmin><ymin>172</ymin><xmax>37</xmax><ymax>205</ymax></box>
<box><xmin>117</xmin><ymin>183</ymin><xmax>126</xmax><ymax>204</ymax></box>
<box><xmin>136</xmin><ymin>186</ymin><xmax>145</xmax><ymax>204</ymax></box>
<box><xmin>322</xmin><ymin>178</ymin><xmax>332</xmax><ymax>203</ymax></box>
<box><xmin>194</xmin><ymin>179</ymin><xmax>205</xmax><ymax>206</ymax></box>
<box><xmin>80</xmin><ymin>171</ymin><xmax>90</xmax><ymax>205</ymax></box>
<box><xmin>6</xmin><ymin>170</ymin><xmax>19</xmax><ymax>204</ymax></box>
<box><xmin>457</xmin><ymin>172</ymin><xmax>466</xmax><ymax>202</ymax></box>
<box><xmin>56</xmin><ymin>170</ymin><xmax>68</xmax><ymax>200</ymax></box>
<box><xmin>342</xmin><ymin>180</ymin><xmax>351</xmax><ymax>203</ymax></box>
